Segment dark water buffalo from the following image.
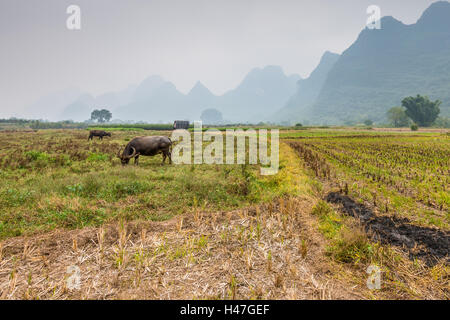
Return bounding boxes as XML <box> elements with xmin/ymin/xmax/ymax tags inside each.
<box><xmin>88</xmin><ymin>130</ymin><xmax>111</xmax><ymax>140</ymax></box>
<box><xmin>117</xmin><ymin>136</ymin><xmax>172</xmax><ymax>165</ymax></box>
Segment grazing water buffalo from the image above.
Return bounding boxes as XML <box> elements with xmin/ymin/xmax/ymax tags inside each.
<box><xmin>88</xmin><ymin>130</ymin><xmax>111</xmax><ymax>140</ymax></box>
<box><xmin>117</xmin><ymin>136</ymin><xmax>172</xmax><ymax>165</ymax></box>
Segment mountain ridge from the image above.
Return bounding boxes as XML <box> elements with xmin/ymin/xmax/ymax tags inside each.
<box><xmin>278</xmin><ymin>1</ymin><xmax>450</xmax><ymax>124</ymax></box>
<box><xmin>31</xmin><ymin>66</ymin><xmax>300</xmax><ymax>123</ymax></box>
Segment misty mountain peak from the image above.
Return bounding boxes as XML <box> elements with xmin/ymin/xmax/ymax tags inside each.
<box><xmin>320</xmin><ymin>51</ymin><xmax>340</xmax><ymax>63</ymax></box>
<box><xmin>417</xmin><ymin>1</ymin><xmax>450</xmax><ymax>29</ymax></box>
<box><xmin>380</xmin><ymin>16</ymin><xmax>404</xmax><ymax>29</ymax></box>
<box><xmin>240</xmin><ymin>65</ymin><xmax>292</xmax><ymax>90</ymax></box>
<box><xmin>307</xmin><ymin>51</ymin><xmax>340</xmax><ymax>80</ymax></box>
<box><xmin>262</xmin><ymin>65</ymin><xmax>284</xmax><ymax>73</ymax></box>
<box><xmin>188</xmin><ymin>81</ymin><xmax>214</xmax><ymax>97</ymax></box>
<box><xmin>247</xmin><ymin>65</ymin><xmax>284</xmax><ymax>77</ymax></box>
<box><xmin>139</xmin><ymin>75</ymin><xmax>165</xmax><ymax>88</ymax></box>
<box><xmin>133</xmin><ymin>75</ymin><xmax>167</xmax><ymax>101</ymax></box>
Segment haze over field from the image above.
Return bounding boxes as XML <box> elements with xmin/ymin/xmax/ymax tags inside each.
<box><xmin>0</xmin><ymin>0</ymin><xmax>447</xmax><ymax>124</ymax></box>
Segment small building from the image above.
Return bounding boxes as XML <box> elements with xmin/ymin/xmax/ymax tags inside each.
<box><xmin>173</xmin><ymin>120</ymin><xmax>190</xmax><ymax>130</ymax></box>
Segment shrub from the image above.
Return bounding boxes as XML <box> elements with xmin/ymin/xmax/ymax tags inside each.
<box><xmin>411</xmin><ymin>123</ymin><xmax>419</xmax><ymax>131</ymax></box>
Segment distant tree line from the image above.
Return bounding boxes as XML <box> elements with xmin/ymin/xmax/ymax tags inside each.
<box><xmin>29</xmin><ymin>120</ymin><xmax>88</xmax><ymax>129</ymax></box>
<box><xmin>0</xmin><ymin>118</ymin><xmax>31</xmax><ymax>124</ymax></box>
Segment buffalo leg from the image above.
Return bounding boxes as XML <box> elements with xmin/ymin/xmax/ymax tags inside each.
<box><xmin>134</xmin><ymin>155</ymin><xmax>139</xmax><ymax>165</ymax></box>
<box><xmin>162</xmin><ymin>153</ymin><xmax>167</xmax><ymax>165</ymax></box>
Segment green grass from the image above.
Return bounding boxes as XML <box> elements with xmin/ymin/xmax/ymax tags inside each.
<box><xmin>280</xmin><ymin>129</ymin><xmax>440</xmax><ymax>138</ymax></box>
<box><xmin>0</xmin><ymin>130</ymin><xmax>304</xmax><ymax>239</ymax></box>
<box><xmin>87</xmin><ymin>127</ymin><xmax>145</xmax><ymax>132</ymax></box>
<box><xmin>311</xmin><ymin>201</ymin><xmax>375</xmax><ymax>265</ymax></box>
<box><xmin>88</xmin><ymin>124</ymin><xmax>174</xmax><ymax>131</ymax></box>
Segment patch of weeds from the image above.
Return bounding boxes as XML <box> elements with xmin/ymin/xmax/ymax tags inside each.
<box><xmin>24</xmin><ymin>150</ymin><xmax>50</xmax><ymax>168</ymax></box>
<box><xmin>195</xmin><ymin>235</ymin><xmax>208</xmax><ymax>249</ymax></box>
<box><xmin>328</xmin><ymin>224</ymin><xmax>374</xmax><ymax>265</ymax></box>
<box><xmin>64</xmin><ymin>183</ymin><xmax>84</xmax><ymax>196</ymax></box>
<box><xmin>170</xmin><ymin>246</ymin><xmax>189</xmax><ymax>260</ymax></box>
<box><xmin>113</xmin><ymin>181</ymin><xmax>150</xmax><ymax>198</ymax></box>
<box><xmin>312</xmin><ymin>201</ymin><xmax>344</xmax><ymax>238</ymax></box>
<box><xmin>63</xmin><ymin>176</ymin><xmax>103</xmax><ymax>198</ymax></box>
<box><xmin>311</xmin><ymin>200</ymin><xmax>333</xmax><ymax>217</ymax></box>
<box><xmin>82</xmin><ymin>175</ymin><xmax>103</xmax><ymax>197</ymax></box>
<box><xmin>50</xmin><ymin>154</ymin><xmax>71</xmax><ymax>167</ymax></box>
<box><xmin>312</xmin><ymin>201</ymin><xmax>374</xmax><ymax>265</ymax></box>
<box><xmin>0</xmin><ymin>188</ymin><xmax>36</xmax><ymax>207</ymax></box>
<box><xmin>87</xmin><ymin>153</ymin><xmax>109</xmax><ymax>162</ymax></box>
<box><xmin>46</xmin><ymin>207</ymin><xmax>107</xmax><ymax>229</ymax></box>
<box><xmin>25</xmin><ymin>150</ymin><xmax>49</xmax><ymax>161</ymax></box>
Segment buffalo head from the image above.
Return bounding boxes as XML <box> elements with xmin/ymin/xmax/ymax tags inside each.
<box><xmin>117</xmin><ymin>147</ymin><xmax>139</xmax><ymax>165</ymax></box>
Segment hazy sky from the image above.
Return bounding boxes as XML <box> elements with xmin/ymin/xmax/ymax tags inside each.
<box><xmin>0</xmin><ymin>0</ymin><xmax>438</xmax><ymax>117</ymax></box>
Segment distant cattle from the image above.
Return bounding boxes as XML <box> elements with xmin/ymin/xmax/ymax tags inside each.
<box><xmin>88</xmin><ymin>130</ymin><xmax>111</xmax><ymax>140</ymax></box>
<box><xmin>117</xmin><ymin>136</ymin><xmax>172</xmax><ymax>165</ymax></box>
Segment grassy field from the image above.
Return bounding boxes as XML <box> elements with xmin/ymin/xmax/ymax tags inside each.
<box><xmin>0</xmin><ymin>129</ymin><xmax>301</xmax><ymax>239</ymax></box>
<box><xmin>0</xmin><ymin>128</ymin><xmax>448</xmax><ymax>299</ymax></box>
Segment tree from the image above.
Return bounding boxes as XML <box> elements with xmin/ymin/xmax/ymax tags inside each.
<box><xmin>401</xmin><ymin>95</ymin><xmax>441</xmax><ymax>127</ymax></box>
<box><xmin>386</xmin><ymin>106</ymin><xmax>410</xmax><ymax>127</ymax></box>
<box><xmin>200</xmin><ymin>108</ymin><xmax>223</xmax><ymax>124</ymax></box>
<box><xmin>434</xmin><ymin>117</ymin><xmax>450</xmax><ymax>129</ymax></box>
<box><xmin>363</xmin><ymin>119</ymin><xmax>373</xmax><ymax>126</ymax></box>
<box><xmin>91</xmin><ymin>109</ymin><xmax>112</xmax><ymax>123</ymax></box>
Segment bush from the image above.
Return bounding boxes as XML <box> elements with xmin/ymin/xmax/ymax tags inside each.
<box><xmin>411</xmin><ymin>123</ymin><xmax>419</xmax><ymax>131</ymax></box>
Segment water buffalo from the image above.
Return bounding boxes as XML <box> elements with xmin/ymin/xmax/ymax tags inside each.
<box><xmin>117</xmin><ymin>136</ymin><xmax>172</xmax><ymax>165</ymax></box>
<box><xmin>88</xmin><ymin>130</ymin><xmax>111</xmax><ymax>140</ymax></box>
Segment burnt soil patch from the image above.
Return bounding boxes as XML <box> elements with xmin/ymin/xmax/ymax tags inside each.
<box><xmin>326</xmin><ymin>192</ymin><xmax>449</xmax><ymax>266</ymax></box>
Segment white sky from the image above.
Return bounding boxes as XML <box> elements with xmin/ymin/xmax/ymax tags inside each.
<box><xmin>0</xmin><ymin>0</ymin><xmax>438</xmax><ymax>117</ymax></box>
